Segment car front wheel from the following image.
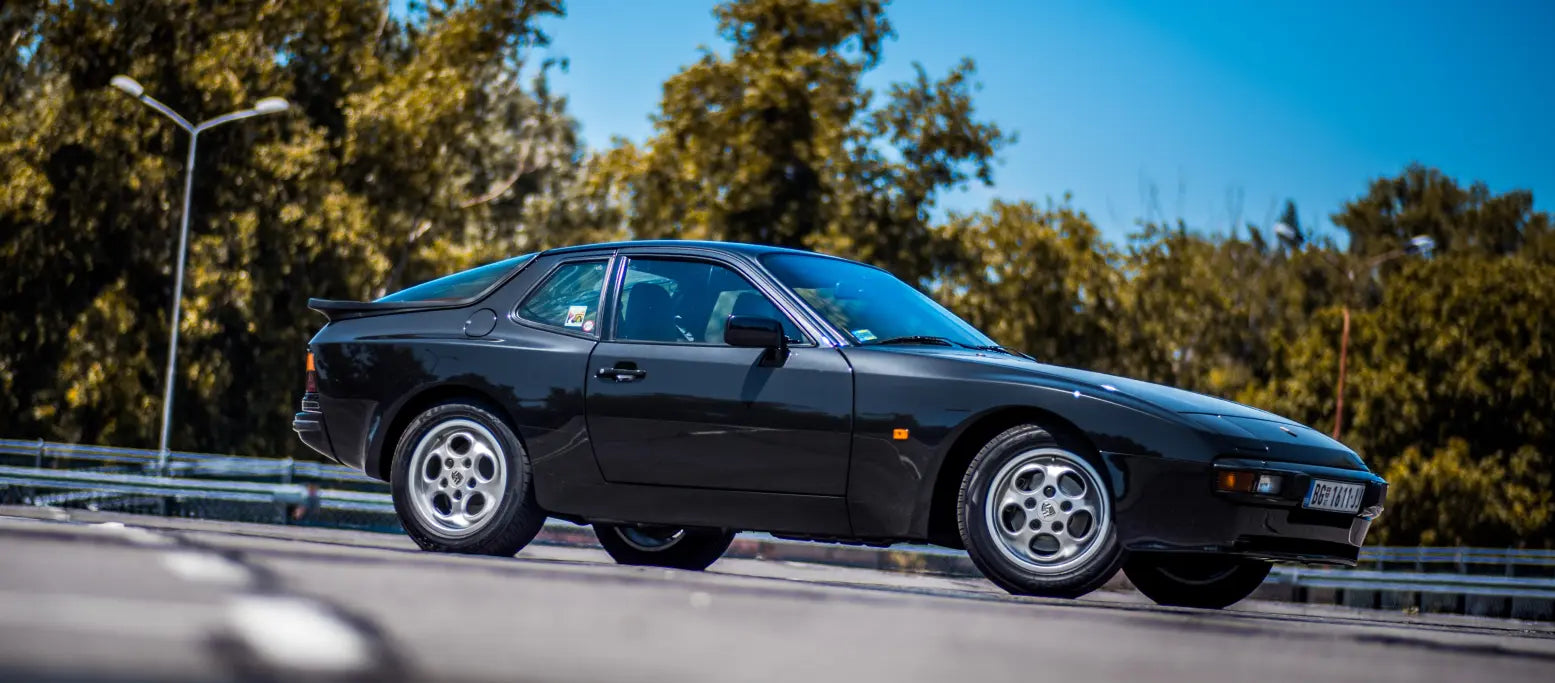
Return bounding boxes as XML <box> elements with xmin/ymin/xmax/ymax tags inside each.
<box><xmin>958</xmin><ymin>424</ymin><xmax>1125</xmax><ymax>599</ymax></box>
<box><xmin>593</xmin><ymin>523</ymin><xmax>735</xmax><ymax>571</ymax></box>
<box><xmin>1123</xmin><ymin>553</ymin><xmax>1272</xmax><ymax>609</ymax></box>
<box><xmin>390</xmin><ymin>400</ymin><xmax>546</xmax><ymax>556</ymax></box>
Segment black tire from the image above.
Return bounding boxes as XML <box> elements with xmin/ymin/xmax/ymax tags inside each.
<box><xmin>390</xmin><ymin>400</ymin><xmax>546</xmax><ymax>556</ymax></box>
<box><xmin>958</xmin><ymin>424</ymin><xmax>1125</xmax><ymax>599</ymax></box>
<box><xmin>593</xmin><ymin>524</ymin><xmax>735</xmax><ymax>571</ymax></box>
<box><xmin>1124</xmin><ymin>553</ymin><xmax>1272</xmax><ymax>609</ymax></box>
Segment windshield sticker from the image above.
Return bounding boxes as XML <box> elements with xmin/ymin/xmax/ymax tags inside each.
<box><xmin>581</xmin><ymin>319</ymin><xmax>595</xmax><ymax>334</ymax></box>
<box><xmin>564</xmin><ymin>305</ymin><xmax>588</xmax><ymax>327</ymax></box>
<box><xmin>852</xmin><ymin>329</ymin><xmax>877</xmax><ymax>342</ymax></box>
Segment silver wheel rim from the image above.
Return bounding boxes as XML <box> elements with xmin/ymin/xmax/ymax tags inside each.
<box><xmin>408</xmin><ymin>418</ymin><xmax>507</xmax><ymax>538</ymax></box>
<box><xmin>983</xmin><ymin>448</ymin><xmax>1110</xmax><ymax>575</ymax></box>
<box><xmin>615</xmin><ymin>526</ymin><xmax>686</xmax><ymax>552</ymax></box>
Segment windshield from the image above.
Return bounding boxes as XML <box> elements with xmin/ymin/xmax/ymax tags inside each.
<box><xmin>378</xmin><ymin>254</ymin><xmax>535</xmax><ymax>303</ymax></box>
<box><xmin>760</xmin><ymin>253</ymin><xmax>995</xmax><ymax>348</ymax></box>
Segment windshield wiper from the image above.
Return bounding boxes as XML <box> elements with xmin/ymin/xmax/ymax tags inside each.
<box><xmin>966</xmin><ymin>344</ymin><xmax>1034</xmax><ymax>360</ymax></box>
<box><xmin>860</xmin><ymin>336</ymin><xmax>1031</xmax><ymax>359</ymax></box>
<box><xmin>860</xmin><ymin>335</ymin><xmax>958</xmax><ymax>347</ymax></box>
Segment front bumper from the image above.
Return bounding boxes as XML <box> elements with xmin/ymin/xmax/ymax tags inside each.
<box><xmin>292</xmin><ymin>394</ymin><xmax>339</xmax><ymax>464</ymax></box>
<box><xmin>1108</xmin><ymin>453</ymin><xmax>1387</xmax><ymax>566</ymax></box>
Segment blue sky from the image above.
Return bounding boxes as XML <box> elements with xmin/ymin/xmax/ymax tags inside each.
<box><xmin>447</xmin><ymin>1</ymin><xmax>1555</xmax><ymax>244</ymax></box>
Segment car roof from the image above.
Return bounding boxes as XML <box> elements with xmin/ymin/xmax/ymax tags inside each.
<box><xmin>539</xmin><ymin>239</ymin><xmax>851</xmax><ymax>262</ymax></box>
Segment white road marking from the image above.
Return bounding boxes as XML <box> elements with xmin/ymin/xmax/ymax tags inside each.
<box><xmin>226</xmin><ymin>596</ymin><xmax>372</xmax><ymax>673</ymax></box>
<box><xmin>92</xmin><ymin>521</ymin><xmax>175</xmax><ymax>546</ymax></box>
<box><xmin>160</xmin><ymin>551</ymin><xmax>252</xmax><ymax>587</ymax></box>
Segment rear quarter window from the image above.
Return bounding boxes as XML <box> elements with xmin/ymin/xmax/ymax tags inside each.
<box><xmin>516</xmin><ymin>260</ymin><xmax>609</xmax><ymax>335</ymax></box>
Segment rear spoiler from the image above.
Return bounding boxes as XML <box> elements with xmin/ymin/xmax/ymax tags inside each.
<box><xmin>307</xmin><ymin>298</ymin><xmax>468</xmax><ymax>323</ymax></box>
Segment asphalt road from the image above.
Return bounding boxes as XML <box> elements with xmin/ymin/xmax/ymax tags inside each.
<box><xmin>1</xmin><ymin>505</ymin><xmax>1551</xmax><ymax>683</ymax></box>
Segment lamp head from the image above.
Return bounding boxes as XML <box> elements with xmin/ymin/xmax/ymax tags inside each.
<box><xmin>110</xmin><ymin>75</ymin><xmax>144</xmax><ymax>98</ymax></box>
<box><xmin>252</xmin><ymin>97</ymin><xmax>290</xmax><ymax>114</ymax></box>
<box><xmin>1272</xmin><ymin>222</ymin><xmax>1304</xmax><ymax>248</ymax></box>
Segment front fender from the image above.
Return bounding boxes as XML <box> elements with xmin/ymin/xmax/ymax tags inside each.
<box><xmin>840</xmin><ymin>348</ymin><xmax>1221</xmax><ymax>540</ymax></box>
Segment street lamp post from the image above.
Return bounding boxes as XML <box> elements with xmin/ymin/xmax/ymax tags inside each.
<box><xmin>110</xmin><ymin>75</ymin><xmax>290</xmax><ymax>474</ymax></box>
<box><xmin>1330</xmin><ymin>235</ymin><xmax>1435</xmax><ymax>439</ymax></box>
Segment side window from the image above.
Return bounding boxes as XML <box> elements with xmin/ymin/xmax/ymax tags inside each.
<box><xmin>614</xmin><ymin>258</ymin><xmax>805</xmax><ymax>344</ymax></box>
<box><xmin>516</xmin><ymin>260</ymin><xmax>607</xmax><ymax>335</ymax></box>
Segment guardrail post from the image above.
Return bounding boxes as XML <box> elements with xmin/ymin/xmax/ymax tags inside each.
<box><xmin>34</xmin><ymin>439</ymin><xmax>44</xmax><ymax>469</ymax></box>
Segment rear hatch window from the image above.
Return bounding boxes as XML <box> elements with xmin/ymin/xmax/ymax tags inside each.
<box><xmin>378</xmin><ymin>254</ymin><xmax>535</xmax><ymax>303</ymax></box>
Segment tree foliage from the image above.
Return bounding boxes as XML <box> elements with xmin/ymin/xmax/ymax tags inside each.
<box><xmin>593</xmin><ymin>0</ymin><xmax>1009</xmax><ymax>283</ymax></box>
<box><xmin>934</xmin><ymin>198</ymin><xmax>1121</xmax><ymax>368</ymax></box>
<box><xmin>0</xmin><ymin>0</ymin><xmax>577</xmax><ymax>455</ymax></box>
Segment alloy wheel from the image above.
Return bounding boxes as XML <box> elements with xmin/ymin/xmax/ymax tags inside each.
<box><xmin>983</xmin><ymin>448</ymin><xmax>1111</xmax><ymax>575</ymax></box>
<box><xmin>408</xmin><ymin>418</ymin><xmax>508</xmax><ymax>538</ymax></box>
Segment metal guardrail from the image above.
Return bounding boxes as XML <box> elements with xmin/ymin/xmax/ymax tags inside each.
<box><xmin>1358</xmin><ymin>546</ymin><xmax>1555</xmax><ymax>575</ymax></box>
<box><xmin>1264</xmin><ymin>566</ymin><xmax>1555</xmax><ymax>621</ymax></box>
<box><xmin>0</xmin><ymin>438</ymin><xmax>395</xmax><ymax>531</ymax></box>
<box><xmin>1</xmin><ymin>438</ymin><xmax>1552</xmax><ymax>620</ymax></box>
<box><xmin>0</xmin><ymin>464</ymin><xmax>392</xmax><ymax>512</ymax></box>
<box><xmin>0</xmin><ymin>438</ymin><xmax>372</xmax><ymax>484</ymax></box>
<box><xmin>1268</xmin><ymin>567</ymin><xmax>1555</xmax><ymax>598</ymax></box>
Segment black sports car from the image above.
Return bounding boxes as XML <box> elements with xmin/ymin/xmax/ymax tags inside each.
<box><xmin>296</xmin><ymin>240</ymin><xmax>1385</xmax><ymax>608</ymax></box>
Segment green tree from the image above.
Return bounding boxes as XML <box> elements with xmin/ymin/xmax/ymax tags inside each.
<box><xmin>596</xmin><ymin>0</ymin><xmax>1009</xmax><ymax>283</ymax></box>
<box><xmin>1378</xmin><ymin>440</ymin><xmax>1550</xmax><ymax>546</ymax></box>
<box><xmin>0</xmin><ymin>0</ymin><xmax>577</xmax><ymax>457</ymax></box>
<box><xmin>1242</xmin><ymin>168</ymin><xmax>1555</xmax><ymax>545</ymax></box>
<box><xmin>1334</xmin><ymin>162</ymin><xmax>1551</xmax><ymax>259</ymax></box>
<box><xmin>1098</xmin><ymin>223</ymin><xmax>1344</xmax><ymax>399</ymax></box>
<box><xmin>934</xmin><ymin>198</ymin><xmax>1122</xmax><ymax>368</ymax></box>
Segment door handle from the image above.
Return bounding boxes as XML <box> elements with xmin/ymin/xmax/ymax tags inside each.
<box><xmin>596</xmin><ymin>366</ymin><xmax>647</xmax><ymax>382</ymax></box>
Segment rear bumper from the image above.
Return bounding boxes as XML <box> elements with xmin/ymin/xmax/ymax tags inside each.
<box><xmin>292</xmin><ymin>395</ymin><xmax>339</xmax><ymax>464</ymax></box>
<box><xmin>1110</xmin><ymin>453</ymin><xmax>1387</xmax><ymax>566</ymax></box>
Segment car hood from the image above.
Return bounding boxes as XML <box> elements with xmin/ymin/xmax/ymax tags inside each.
<box><xmin>1027</xmin><ymin>364</ymin><xmax>1298</xmax><ymax>425</ymax></box>
<box><xmin>867</xmin><ymin>346</ymin><xmax>1362</xmax><ymax>468</ymax></box>
<box><xmin>906</xmin><ymin>348</ymin><xmax>1295</xmax><ymax>423</ymax></box>
<box><xmin>852</xmin><ymin>346</ymin><xmax>1366</xmax><ymax>469</ymax></box>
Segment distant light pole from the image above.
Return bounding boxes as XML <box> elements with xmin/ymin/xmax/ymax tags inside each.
<box><xmin>1331</xmin><ymin>235</ymin><xmax>1435</xmax><ymax>439</ymax></box>
<box><xmin>110</xmin><ymin>75</ymin><xmax>290</xmax><ymax>473</ymax></box>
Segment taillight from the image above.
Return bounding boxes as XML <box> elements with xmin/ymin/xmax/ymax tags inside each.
<box><xmin>305</xmin><ymin>352</ymin><xmax>318</xmax><ymax>393</ymax></box>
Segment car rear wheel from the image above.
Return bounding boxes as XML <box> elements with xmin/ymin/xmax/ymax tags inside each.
<box><xmin>593</xmin><ymin>523</ymin><xmax>735</xmax><ymax>571</ymax></box>
<box><xmin>958</xmin><ymin>424</ymin><xmax>1125</xmax><ymax>599</ymax></box>
<box><xmin>1124</xmin><ymin>553</ymin><xmax>1272</xmax><ymax>609</ymax></box>
<box><xmin>390</xmin><ymin>400</ymin><xmax>546</xmax><ymax>556</ymax></box>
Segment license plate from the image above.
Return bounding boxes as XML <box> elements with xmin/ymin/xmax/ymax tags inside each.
<box><xmin>1303</xmin><ymin>479</ymin><xmax>1365</xmax><ymax>513</ymax></box>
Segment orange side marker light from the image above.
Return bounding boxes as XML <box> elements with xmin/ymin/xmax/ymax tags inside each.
<box><xmin>1215</xmin><ymin>470</ymin><xmax>1255</xmax><ymax>493</ymax></box>
<box><xmin>892</xmin><ymin>428</ymin><xmax>910</xmax><ymax>441</ymax></box>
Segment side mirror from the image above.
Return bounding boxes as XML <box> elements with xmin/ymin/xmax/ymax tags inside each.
<box><xmin>724</xmin><ymin>315</ymin><xmax>786</xmax><ymax>349</ymax></box>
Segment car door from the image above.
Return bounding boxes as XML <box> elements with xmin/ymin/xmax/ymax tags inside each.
<box><xmin>584</xmin><ymin>253</ymin><xmax>854</xmax><ymax>496</ymax></box>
